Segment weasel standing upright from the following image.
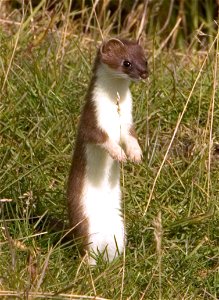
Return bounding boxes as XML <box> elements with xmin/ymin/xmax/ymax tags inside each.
<box><xmin>67</xmin><ymin>38</ymin><xmax>148</xmax><ymax>263</ymax></box>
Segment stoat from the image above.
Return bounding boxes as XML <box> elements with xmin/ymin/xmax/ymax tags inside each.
<box><xmin>67</xmin><ymin>38</ymin><xmax>148</xmax><ymax>264</ymax></box>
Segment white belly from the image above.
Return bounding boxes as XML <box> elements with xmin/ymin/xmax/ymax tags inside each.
<box><xmin>83</xmin><ymin>144</ymin><xmax>125</xmax><ymax>262</ymax></box>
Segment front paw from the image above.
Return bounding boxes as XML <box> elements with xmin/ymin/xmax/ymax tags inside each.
<box><xmin>103</xmin><ymin>140</ymin><xmax>127</xmax><ymax>162</ymax></box>
<box><xmin>126</xmin><ymin>141</ymin><xmax>142</xmax><ymax>163</ymax></box>
<box><xmin>110</xmin><ymin>145</ymin><xmax>127</xmax><ymax>162</ymax></box>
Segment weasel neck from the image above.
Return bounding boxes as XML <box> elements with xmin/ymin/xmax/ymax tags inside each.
<box><xmin>94</xmin><ymin>64</ymin><xmax>131</xmax><ymax>103</ymax></box>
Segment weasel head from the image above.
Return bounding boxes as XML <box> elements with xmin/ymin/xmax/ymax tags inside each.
<box><xmin>99</xmin><ymin>38</ymin><xmax>149</xmax><ymax>81</ymax></box>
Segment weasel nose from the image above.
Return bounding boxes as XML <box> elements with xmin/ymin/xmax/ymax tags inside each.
<box><xmin>140</xmin><ymin>70</ymin><xmax>149</xmax><ymax>79</ymax></box>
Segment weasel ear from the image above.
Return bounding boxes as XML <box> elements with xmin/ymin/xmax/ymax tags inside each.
<box><xmin>137</xmin><ymin>34</ymin><xmax>143</xmax><ymax>45</ymax></box>
<box><xmin>100</xmin><ymin>38</ymin><xmax>125</xmax><ymax>55</ymax></box>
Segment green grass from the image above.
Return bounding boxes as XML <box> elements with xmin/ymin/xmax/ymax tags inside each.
<box><xmin>0</xmin><ymin>14</ymin><xmax>219</xmax><ymax>300</ymax></box>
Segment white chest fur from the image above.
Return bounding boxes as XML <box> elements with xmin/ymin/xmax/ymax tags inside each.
<box><xmin>82</xmin><ymin>65</ymin><xmax>133</xmax><ymax>263</ymax></box>
<box><xmin>94</xmin><ymin>66</ymin><xmax>133</xmax><ymax>143</ymax></box>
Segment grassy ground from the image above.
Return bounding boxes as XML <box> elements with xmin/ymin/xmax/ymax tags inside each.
<box><xmin>1</xmin><ymin>7</ymin><xmax>219</xmax><ymax>300</ymax></box>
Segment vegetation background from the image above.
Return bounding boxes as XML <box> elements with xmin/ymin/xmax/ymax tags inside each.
<box><xmin>0</xmin><ymin>0</ymin><xmax>219</xmax><ymax>299</ymax></box>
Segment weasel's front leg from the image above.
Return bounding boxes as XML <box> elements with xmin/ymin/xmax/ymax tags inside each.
<box><xmin>81</xmin><ymin>124</ymin><xmax>127</xmax><ymax>162</ymax></box>
<box><xmin>102</xmin><ymin>139</ymin><xmax>127</xmax><ymax>162</ymax></box>
<box><xmin>122</xmin><ymin>126</ymin><xmax>142</xmax><ymax>163</ymax></box>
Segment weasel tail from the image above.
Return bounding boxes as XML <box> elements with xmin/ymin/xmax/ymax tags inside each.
<box><xmin>67</xmin><ymin>38</ymin><xmax>148</xmax><ymax>264</ymax></box>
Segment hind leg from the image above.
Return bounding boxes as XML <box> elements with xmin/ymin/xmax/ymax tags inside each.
<box><xmin>87</xmin><ymin>214</ymin><xmax>125</xmax><ymax>265</ymax></box>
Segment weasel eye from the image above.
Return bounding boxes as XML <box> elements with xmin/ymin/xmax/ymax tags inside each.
<box><xmin>123</xmin><ymin>60</ymin><xmax>132</xmax><ymax>68</ymax></box>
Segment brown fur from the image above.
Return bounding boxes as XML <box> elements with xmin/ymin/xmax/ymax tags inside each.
<box><xmin>67</xmin><ymin>52</ymin><xmax>108</xmax><ymax>252</ymax></box>
<box><xmin>100</xmin><ymin>38</ymin><xmax>148</xmax><ymax>80</ymax></box>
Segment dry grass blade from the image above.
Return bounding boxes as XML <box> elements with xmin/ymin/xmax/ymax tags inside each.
<box><xmin>85</xmin><ymin>0</ymin><xmax>99</xmax><ymax>34</ymax></box>
<box><xmin>56</xmin><ymin>0</ymin><xmax>72</xmax><ymax>62</ymax></box>
<box><xmin>92</xmin><ymin>0</ymin><xmax>104</xmax><ymax>40</ymax></box>
<box><xmin>1</xmin><ymin>202</ymin><xmax>16</xmax><ymax>270</ymax></box>
<box><xmin>152</xmin><ymin>212</ymin><xmax>163</xmax><ymax>300</ymax></box>
<box><xmin>0</xmin><ymin>198</ymin><xmax>12</xmax><ymax>202</ymax></box>
<box><xmin>154</xmin><ymin>17</ymin><xmax>182</xmax><ymax>59</ymax></box>
<box><xmin>34</xmin><ymin>247</ymin><xmax>53</xmax><ymax>292</ymax></box>
<box><xmin>0</xmin><ymin>18</ymin><xmax>21</xmax><ymax>26</ymax></box>
<box><xmin>0</xmin><ymin>291</ymin><xmax>110</xmax><ymax>299</ymax></box>
<box><xmin>136</xmin><ymin>0</ymin><xmax>148</xmax><ymax>41</ymax></box>
<box><xmin>207</xmin><ymin>25</ymin><xmax>218</xmax><ymax>199</ymax></box>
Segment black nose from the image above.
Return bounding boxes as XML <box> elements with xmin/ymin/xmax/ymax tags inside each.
<box><xmin>140</xmin><ymin>70</ymin><xmax>149</xmax><ymax>79</ymax></box>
